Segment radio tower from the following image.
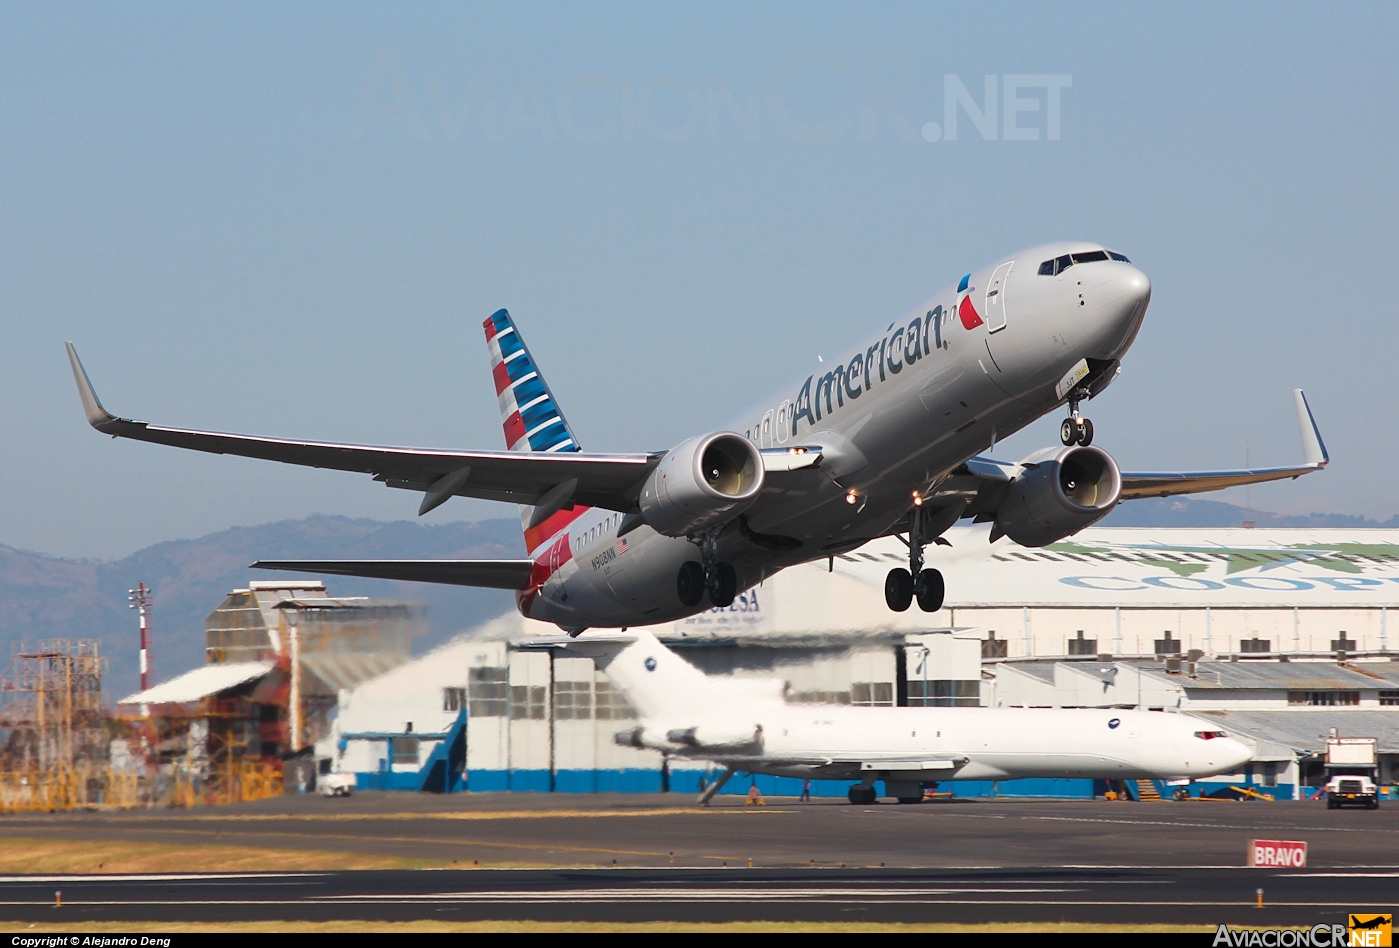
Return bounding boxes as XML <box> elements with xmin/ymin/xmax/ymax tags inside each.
<box><xmin>128</xmin><ymin>583</ymin><xmax>153</xmax><ymax>694</ymax></box>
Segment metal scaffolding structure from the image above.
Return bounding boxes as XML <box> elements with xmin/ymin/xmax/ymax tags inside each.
<box><xmin>0</xmin><ymin>639</ymin><xmax>113</xmax><ymax>810</ymax></box>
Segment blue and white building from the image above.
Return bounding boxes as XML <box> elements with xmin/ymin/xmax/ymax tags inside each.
<box><xmin>321</xmin><ymin>526</ymin><xmax>1399</xmax><ymax>799</ymax></box>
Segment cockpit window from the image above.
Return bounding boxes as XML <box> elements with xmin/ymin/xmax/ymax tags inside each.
<box><xmin>1039</xmin><ymin>248</ymin><xmax>1127</xmax><ymax>276</ymax></box>
<box><xmin>1194</xmin><ymin>730</ymin><xmax>1229</xmax><ymax>741</ymax></box>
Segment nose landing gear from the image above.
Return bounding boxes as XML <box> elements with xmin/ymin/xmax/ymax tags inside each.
<box><xmin>1060</xmin><ymin>393</ymin><xmax>1094</xmax><ymax>446</ymax></box>
<box><xmin>884</xmin><ymin>506</ymin><xmax>945</xmax><ymax>613</ymax></box>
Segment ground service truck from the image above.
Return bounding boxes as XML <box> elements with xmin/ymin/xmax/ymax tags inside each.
<box><xmin>1325</xmin><ymin>736</ymin><xmax>1379</xmax><ymax>810</ymax></box>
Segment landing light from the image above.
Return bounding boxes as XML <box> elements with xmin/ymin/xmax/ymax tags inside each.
<box><xmin>912</xmin><ymin>491</ymin><xmax>923</xmax><ymax>507</ymax></box>
<box><xmin>845</xmin><ymin>491</ymin><xmax>858</xmax><ymax>505</ymax></box>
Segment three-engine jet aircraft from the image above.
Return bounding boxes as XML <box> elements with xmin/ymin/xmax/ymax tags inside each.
<box><xmin>559</xmin><ymin>628</ymin><xmax>1255</xmax><ymax>804</ymax></box>
<box><xmin>67</xmin><ymin>242</ymin><xmax>1327</xmax><ymax>632</ymax></box>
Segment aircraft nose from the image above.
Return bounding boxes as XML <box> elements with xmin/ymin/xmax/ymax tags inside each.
<box><xmin>1087</xmin><ymin>265</ymin><xmax>1151</xmax><ymax>359</ymax></box>
<box><xmin>1099</xmin><ymin>266</ymin><xmax>1151</xmax><ymax>319</ymax></box>
<box><xmin>1216</xmin><ymin>738</ymin><xmax>1253</xmax><ymax>774</ymax></box>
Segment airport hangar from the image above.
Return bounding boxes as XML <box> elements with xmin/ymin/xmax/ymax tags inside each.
<box><xmin>317</xmin><ymin>525</ymin><xmax>1399</xmax><ymax>801</ymax></box>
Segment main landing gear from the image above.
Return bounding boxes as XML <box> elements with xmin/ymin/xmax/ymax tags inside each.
<box><xmin>677</xmin><ymin>530</ymin><xmax>737</xmax><ymax>608</ymax></box>
<box><xmin>885</xmin><ymin>505</ymin><xmax>945</xmax><ymax>613</ymax></box>
<box><xmin>1060</xmin><ymin>392</ymin><xmax>1094</xmax><ymax>446</ymax></box>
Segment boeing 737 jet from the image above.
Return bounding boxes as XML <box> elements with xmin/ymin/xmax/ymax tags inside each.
<box><xmin>562</xmin><ymin>628</ymin><xmax>1254</xmax><ymax>804</ymax></box>
<box><xmin>67</xmin><ymin>242</ymin><xmax>1327</xmax><ymax>631</ymax></box>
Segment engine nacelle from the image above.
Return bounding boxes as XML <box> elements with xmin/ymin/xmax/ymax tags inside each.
<box><xmin>639</xmin><ymin>432</ymin><xmax>764</xmax><ymax>537</ymax></box>
<box><xmin>993</xmin><ymin>445</ymin><xmax>1122</xmax><ymax>547</ymax></box>
<box><xmin>615</xmin><ymin>723</ymin><xmax>763</xmax><ymax>753</ymax></box>
<box><xmin>665</xmin><ymin>724</ymin><xmax>763</xmax><ymax>751</ymax></box>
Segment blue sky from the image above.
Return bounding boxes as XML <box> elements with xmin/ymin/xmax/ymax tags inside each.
<box><xmin>3</xmin><ymin>3</ymin><xmax>1395</xmax><ymax>558</ymax></box>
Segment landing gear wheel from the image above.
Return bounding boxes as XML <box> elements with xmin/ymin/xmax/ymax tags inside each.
<box><xmin>709</xmin><ymin>563</ymin><xmax>737</xmax><ymax>608</ymax></box>
<box><xmin>915</xmin><ymin>568</ymin><xmax>945</xmax><ymax>612</ymax></box>
<box><xmin>1078</xmin><ymin>418</ymin><xmax>1094</xmax><ymax>447</ymax></box>
<box><xmin>677</xmin><ymin>561</ymin><xmax>706</xmax><ymax>607</ymax></box>
<box><xmin>1170</xmin><ymin>787</ymin><xmax>1189</xmax><ymax>802</ymax></box>
<box><xmin>847</xmin><ymin>785</ymin><xmax>877</xmax><ymax>805</ymax></box>
<box><xmin>885</xmin><ymin>568</ymin><xmax>914</xmax><ymax>612</ymax></box>
<box><xmin>1060</xmin><ymin>418</ymin><xmax>1077</xmax><ymax>446</ymax></box>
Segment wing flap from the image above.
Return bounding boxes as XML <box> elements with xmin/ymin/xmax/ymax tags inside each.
<box><xmin>251</xmin><ymin>559</ymin><xmax>536</xmax><ymax>590</ymax></box>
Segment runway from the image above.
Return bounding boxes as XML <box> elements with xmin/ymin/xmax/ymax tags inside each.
<box><xmin>0</xmin><ymin>794</ymin><xmax>1392</xmax><ymax>924</ymax></box>
<box><xmin>0</xmin><ymin>867</ymin><xmax>1393</xmax><ymax>925</ymax></box>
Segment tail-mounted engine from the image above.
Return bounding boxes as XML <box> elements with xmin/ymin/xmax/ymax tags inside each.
<box><xmin>992</xmin><ymin>445</ymin><xmax>1122</xmax><ymax>547</ymax></box>
<box><xmin>639</xmin><ymin>432</ymin><xmax>764</xmax><ymax>537</ymax></box>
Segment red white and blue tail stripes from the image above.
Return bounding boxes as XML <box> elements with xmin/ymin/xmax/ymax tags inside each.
<box><xmin>483</xmin><ymin>309</ymin><xmax>589</xmax><ymax>561</ymax></box>
<box><xmin>484</xmin><ymin>309</ymin><xmax>580</xmax><ymax>454</ymax></box>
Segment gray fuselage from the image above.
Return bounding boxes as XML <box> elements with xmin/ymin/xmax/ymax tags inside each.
<box><xmin>527</xmin><ymin>241</ymin><xmax>1151</xmax><ymax>627</ymax></box>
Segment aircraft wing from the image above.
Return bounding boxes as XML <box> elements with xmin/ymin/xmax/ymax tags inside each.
<box><xmin>927</xmin><ymin>389</ymin><xmax>1328</xmax><ymax>515</ymax></box>
<box><xmin>67</xmin><ymin>343</ymin><xmax>658</xmax><ymax>515</ymax></box>
<box><xmin>1118</xmin><ymin>389</ymin><xmax>1328</xmax><ymax>499</ymax></box>
<box><xmin>251</xmin><ymin>559</ymin><xmax>536</xmax><ymax>589</ymax></box>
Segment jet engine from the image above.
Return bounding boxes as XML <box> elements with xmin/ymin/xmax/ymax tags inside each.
<box><xmin>992</xmin><ymin>445</ymin><xmax>1122</xmax><ymax>547</ymax></box>
<box><xmin>639</xmin><ymin>432</ymin><xmax>764</xmax><ymax>537</ymax></box>
<box><xmin>615</xmin><ymin>724</ymin><xmax>762</xmax><ymax>753</ymax></box>
<box><xmin>664</xmin><ymin>724</ymin><xmax>763</xmax><ymax>751</ymax></box>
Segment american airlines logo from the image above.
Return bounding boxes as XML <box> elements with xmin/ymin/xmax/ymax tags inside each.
<box><xmin>789</xmin><ymin>300</ymin><xmax>969</xmax><ymax>435</ymax></box>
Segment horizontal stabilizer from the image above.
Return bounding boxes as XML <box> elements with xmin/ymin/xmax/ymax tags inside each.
<box><xmin>251</xmin><ymin>558</ymin><xmax>535</xmax><ymax>590</ymax></box>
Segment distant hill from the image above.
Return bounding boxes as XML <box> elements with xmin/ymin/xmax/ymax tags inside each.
<box><xmin>1101</xmin><ymin>497</ymin><xmax>1399</xmax><ymax>529</ymax></box>
<box><xmin>2</xmin><ymin>498</ymin><xmax>1392</xmax><ymax>700</ymax></box>
<box><xmin>0</xmin><ymin>516</ymin><xmax>523</xmax><ymax>701</ymax></box>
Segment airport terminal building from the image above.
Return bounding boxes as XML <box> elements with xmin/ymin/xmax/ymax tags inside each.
<box><xmin>321</xmin><ymin>526</ymin><xmax>1399</xmax><ymax>801</ymax></box>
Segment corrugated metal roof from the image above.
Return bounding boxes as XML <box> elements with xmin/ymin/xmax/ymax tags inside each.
<box><xmin>998</xmin><ymin>662</ymin><xmax>1058</xmax><ymax>684</ymax></box>
<box><xmin>301</xmin><ymin>652</ymin><xmax>410</xmax><ymax>693</ymax></box>
<box><xmin>1142</xmin><ymin>661</ymin><xmax>1388</xmax><ymax>691</ymax></box>
<box><xmin>118</xmin><ymin>661</ymin><xmax>274</xmax><ymax>706</ymax></box>
<box><xmin>1345</xmin><ymin>663</ymin><xmax>1399</xmax><ymax>687</ymax></box>
<box><xmin>1190</xmin><ymin>709</ymin><xmax>1399</xmax><ymax>755</ymax></box>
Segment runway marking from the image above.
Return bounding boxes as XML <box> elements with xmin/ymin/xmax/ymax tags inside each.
<box><xmin>0</xmin><ymin>896</ymin><xmax>1368</xmax><ymax>909</ymax></box>
<box><xmin>128</xmin><ymin>826</ymin><xmax>729</xmax><ymax>863</ymax></box>
<box><xmin>1020</xmin><ymin>815</ymin><xmax>1399</xmax><ymax>834</ymax></box>
<box><xmin>319</xmin><ymin>887</ymin><xmax>1088</xmax><ymax>900</ymax></box>
<box><xmin>160</xmin><ymin>808</ymin><xmax>787</xmax><ymax>823</ymax></box>
<box><xmin>0</xmin><ymin>872</ymin><xmax>321</xmax><ymax>883</ymax></box>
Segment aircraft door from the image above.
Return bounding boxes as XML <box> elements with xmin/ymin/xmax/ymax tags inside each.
<box><xmin>985</xmin><ymin>261</ymin><xmax>1012</xmax><ymax>333</ymax></box>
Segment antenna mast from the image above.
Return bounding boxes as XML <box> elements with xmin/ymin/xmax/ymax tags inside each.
<box><xmin>128</xmin><ymin>583</ymin><xmax>153</xmax><ymax>694</ymax></box>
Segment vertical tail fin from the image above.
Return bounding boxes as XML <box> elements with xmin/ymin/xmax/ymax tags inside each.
<box><xmin>483</xmin><ymin>309</ymin><xmax>581</xmax><ymax>454</ymax></box>
<box><xmin>482</xmin><ymin>309</ymin><xmax>586</xmax><ymax>553</ymax></box>
<box><xmin>571</xmin><ymin>630</ymin><xmax>786</xmax><ymax>721</ymax></box>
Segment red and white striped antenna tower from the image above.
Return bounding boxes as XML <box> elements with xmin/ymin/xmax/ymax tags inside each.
<box><xmin>128</xmin><ymin>582</ymin><xmax>153</xmax><ymax>694</ymax></box>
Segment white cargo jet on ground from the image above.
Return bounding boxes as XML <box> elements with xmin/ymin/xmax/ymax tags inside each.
<box><xmin>67</xmin><ymin>242</ymin><xmax>1327</xmax><ymax>631</ymax></box>
<box><xmin>562</xmin><ymin>628</ymin><xmax>1254</xmax><ymax>804</ymax></box>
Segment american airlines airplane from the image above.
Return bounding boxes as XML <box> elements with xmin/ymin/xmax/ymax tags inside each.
<box><xmin>66</xmin><ymin>241</ymin><xmax>1327</xmax><ymax>632</ymax></box>
<box><xmin>564</xmin><ymin>628</ymin><xmax>1254</xmax><ymax>804</ymax></box>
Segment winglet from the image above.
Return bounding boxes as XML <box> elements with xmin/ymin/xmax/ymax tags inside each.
<box><xmin>65</xmin><ymin>342</ymin><xmax>121</xmax><ymax>430</ymax></box>
<box><xmin>1294</xmin><ymin>389</ymin><xmax>1328</xmax><ymax>468</ymax></box>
